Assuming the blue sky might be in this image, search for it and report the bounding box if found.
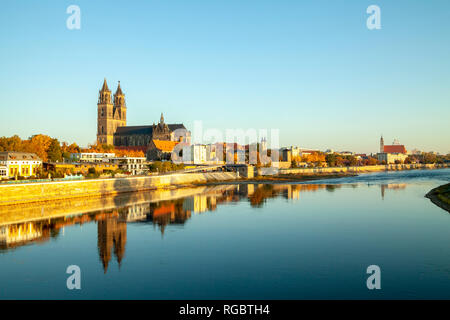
[0,0,449,154]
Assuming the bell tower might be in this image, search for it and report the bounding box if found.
[97,79,128,145]
[113,81,127,127]
[380,135,384,153]
[97,79,114,145]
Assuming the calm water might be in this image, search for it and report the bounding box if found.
[0,169,449,299]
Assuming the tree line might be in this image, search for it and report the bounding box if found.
[0,135,144,162]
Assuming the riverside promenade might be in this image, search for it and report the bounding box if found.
[0,172,237,206]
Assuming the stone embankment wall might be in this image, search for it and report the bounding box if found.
[0,185,237,226]
[0,172,237,206]
[279,163,449,175]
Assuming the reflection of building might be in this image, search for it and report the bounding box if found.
[183,195,208,213]
[0,223,45,249]
[380,184,407,199]
[0,152,42,179]
[284,185,300,200]
[97,214,127,273]
[126,204,151,222]
[1,183,335,271]
[151,200,192,235]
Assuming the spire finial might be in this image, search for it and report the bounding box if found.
[160,112,164,123]
[115,81,123,96]
[101,78,110,92]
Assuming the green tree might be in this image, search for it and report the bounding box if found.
[47,139,63,162]
[325,153,337,167]
[421,152,437,164]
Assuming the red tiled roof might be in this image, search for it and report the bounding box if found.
[153,204,175,217]
[115,146,147,152]
[152,140,178,152]
[384,145,407,154]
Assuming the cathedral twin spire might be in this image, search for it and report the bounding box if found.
[99,78,125,104]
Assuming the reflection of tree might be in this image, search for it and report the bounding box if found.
[50,228,60,238]
[249,185,275,207]
[326,185,337,192]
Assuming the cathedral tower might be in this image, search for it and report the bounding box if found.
[97,79,127,145]
[113,81,127,126]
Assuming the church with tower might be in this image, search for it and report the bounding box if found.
[377,135,408,164]
[96,79,191,152]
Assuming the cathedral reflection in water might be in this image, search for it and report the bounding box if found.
[0,183,352,273]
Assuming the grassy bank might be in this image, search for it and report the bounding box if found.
[426,183,450,213]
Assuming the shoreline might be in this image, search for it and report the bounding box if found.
[426,183,450,213]
[0,165,448,207]
[195,172,357,186]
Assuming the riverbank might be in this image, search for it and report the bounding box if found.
[278,163,449,175]
[0,165,448,207]
[197,172,357,185]
[0,172,238,206]
[426,183,450,213]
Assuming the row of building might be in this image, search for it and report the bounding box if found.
[93,80,418,166]
[0,151,150,179]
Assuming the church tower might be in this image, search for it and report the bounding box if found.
[113,81,127,127]
[97,79,127,145]
[380,135,384,153]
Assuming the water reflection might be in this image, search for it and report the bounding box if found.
[98,211,127,273]
[0,182,413,273]
[380,183,407,199]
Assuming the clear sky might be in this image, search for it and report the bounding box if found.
[0,0,449,154]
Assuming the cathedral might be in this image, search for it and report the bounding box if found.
[97,79,191,151]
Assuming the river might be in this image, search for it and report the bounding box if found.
[0,168,449,299]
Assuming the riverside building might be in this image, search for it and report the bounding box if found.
[0,152,42,179]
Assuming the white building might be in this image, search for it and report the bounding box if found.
[377,153,408,164]
[70,152,116,163]
[0,166,7,178]
[0,152,42,179]
[183,144,208,164]
[109,157,147,175]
